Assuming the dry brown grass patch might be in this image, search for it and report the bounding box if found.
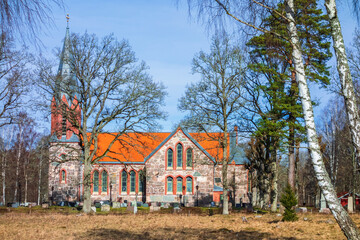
[0,212,358,239]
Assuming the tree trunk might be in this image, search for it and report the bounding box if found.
[288,136,295,189]
[222,131,229,215]
[83,155,92,213]
[288,71,297,190]
[270,160,278,212]
[325,0,360,170]
[1,154,5,205]
[24,173,28,203]
[286,0,360,238]
[13,127,23,203]
[38,153,43,205]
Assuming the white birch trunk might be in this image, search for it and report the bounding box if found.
[286,0,360,238]
[325,0,360,170]
[13,127,23,203]
[38,153,43,205]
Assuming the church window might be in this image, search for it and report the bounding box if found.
[121,170,127,193]
[186,177,193,194]
[102,171,108,193]
[138,170,144,193]
[130,171,136,193]
[177,144,183,168]
[186,148,193,168]
[93,171,99,193]
[167,149,173,168]
[60,169,66,183]
[167,176,173,194]
[176,177,183,194]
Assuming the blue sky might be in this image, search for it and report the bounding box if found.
[36,0,358,133]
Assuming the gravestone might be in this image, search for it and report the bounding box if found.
[127,205,134,212]
[101,204,110,212]
[150,205,160,212]
[348,196,354,213]
[112,202,121,208]
[41,203,49,209]
[91,206,96,213]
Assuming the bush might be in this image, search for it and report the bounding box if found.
[280,184,298,222]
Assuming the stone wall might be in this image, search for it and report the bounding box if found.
[48,142,81,203]
[48,129,249,207]
[145,130,215,206]
[86,164,145,203]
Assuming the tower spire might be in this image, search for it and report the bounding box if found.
[56,14,77,105]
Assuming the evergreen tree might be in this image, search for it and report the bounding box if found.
[280,184,298,222]
[245,0,331,211]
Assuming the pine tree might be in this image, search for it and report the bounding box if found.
[245,0,331,211]
[280,184,298,221]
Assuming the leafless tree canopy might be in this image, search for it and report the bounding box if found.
[0,33,31,127]
[0,0,63,43]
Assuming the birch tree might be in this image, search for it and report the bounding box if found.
[184,0,360,238]
[324,0,360,171]
[179,35,246,215]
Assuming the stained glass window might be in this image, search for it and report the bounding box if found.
[186,149,192,168]
[186,177,192,193]
[177,177,183,193]
[167,149,173,168]
[61,170,66,183]
[130,171,136,193]
[121,171,127,193]
[177,144,183,168]
[102,171,108,193]
[167,177,173,194]
[93,171,99,193]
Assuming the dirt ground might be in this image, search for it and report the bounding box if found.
[0,211,358,239]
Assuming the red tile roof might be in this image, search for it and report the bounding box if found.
[89,129,229,164]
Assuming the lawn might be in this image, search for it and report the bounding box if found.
[0,208,358,239]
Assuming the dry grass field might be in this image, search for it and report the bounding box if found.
[0,210,359,239]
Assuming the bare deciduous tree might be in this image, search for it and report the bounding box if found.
[0,33,30,127]
[179,35,246,215]
[38,30,166,213]
[0,0,63,43]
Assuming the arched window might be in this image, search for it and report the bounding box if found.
[167,176,173,194]
[167,149,173,168]
[60,169,66,183]
[102,171,108,193]
[130,171,136,193]
[121,171,127,193]
[93,171,99,193]
[138,170,144,193]
[176,177,183,193]
[186,148,193,168]
[177,144,183,168]
[186,177,193,194]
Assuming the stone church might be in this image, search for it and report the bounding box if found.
[48,25,249,207]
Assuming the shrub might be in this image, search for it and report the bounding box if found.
[280,184,298,221]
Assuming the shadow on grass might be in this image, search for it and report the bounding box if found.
[76,227,297,240]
